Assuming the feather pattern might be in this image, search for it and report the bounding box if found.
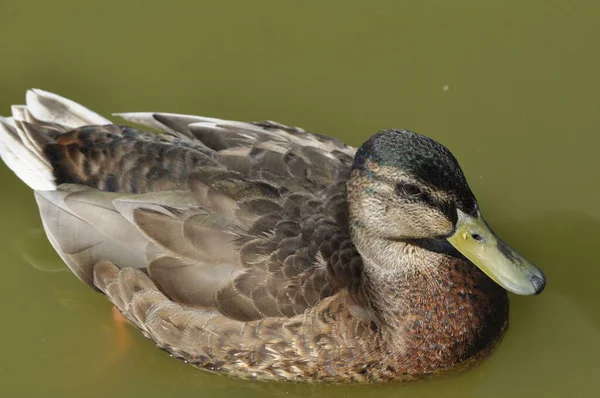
[37,100,358,321]
[10,90,363,323]
[0,90,512,382]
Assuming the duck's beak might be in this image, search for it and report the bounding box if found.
[446,209,546,295]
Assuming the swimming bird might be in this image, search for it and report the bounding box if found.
[0,89,545,382]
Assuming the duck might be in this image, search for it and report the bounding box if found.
[0,89,545,383]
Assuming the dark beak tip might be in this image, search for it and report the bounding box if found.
[531,275,546,295]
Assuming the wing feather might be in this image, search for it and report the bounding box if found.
[3,90,363,324]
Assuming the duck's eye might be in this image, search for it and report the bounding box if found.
[396,183,422,196]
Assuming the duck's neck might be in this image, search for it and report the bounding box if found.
[354,232,509,373]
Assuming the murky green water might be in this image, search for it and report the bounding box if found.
[1,0,599,396]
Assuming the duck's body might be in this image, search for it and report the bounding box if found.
[0,90,543,382]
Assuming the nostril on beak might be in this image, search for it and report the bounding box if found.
[530,275,546,295]
[470,233,483,242]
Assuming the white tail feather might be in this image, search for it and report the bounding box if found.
[0,117,55,190]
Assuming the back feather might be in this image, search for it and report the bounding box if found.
[0,89,362,325]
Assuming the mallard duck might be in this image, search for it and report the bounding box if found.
[0,90,545,383]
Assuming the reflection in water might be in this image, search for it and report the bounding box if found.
[15,228,68,273]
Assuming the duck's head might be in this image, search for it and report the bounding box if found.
[348,129,545,295]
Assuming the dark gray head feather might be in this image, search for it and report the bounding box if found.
[352,129,477,215]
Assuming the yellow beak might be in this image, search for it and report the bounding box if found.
[447,209,546,295]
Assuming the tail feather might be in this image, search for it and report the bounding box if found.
[0,117,55,190]
[14,120,58,156]
[0,89,111,191]
[1,115,15,128]
[25,89,111,128]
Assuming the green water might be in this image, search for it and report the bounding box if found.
[1,0,599,396]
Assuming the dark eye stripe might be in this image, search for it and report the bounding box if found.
[392,180,458,224]
[400,186,457,225]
